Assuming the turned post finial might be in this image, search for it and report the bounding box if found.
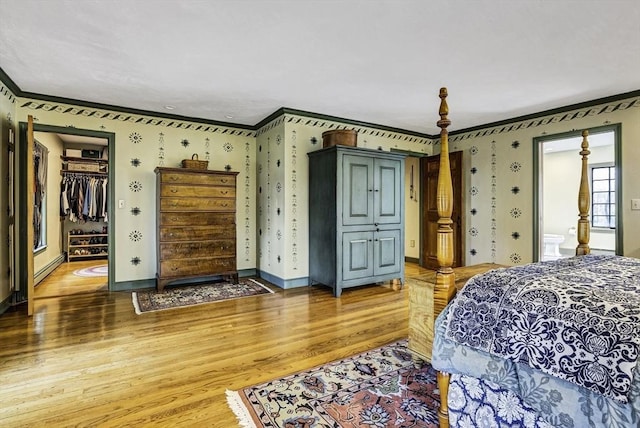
[438,87,451,130]
[576,130,591,256]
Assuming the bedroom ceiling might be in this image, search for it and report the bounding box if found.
[1,0,639,135]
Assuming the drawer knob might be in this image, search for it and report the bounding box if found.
[172,217,178,221]
[221,190,228,195]
[170,188,178,193]
[170,176,178,181]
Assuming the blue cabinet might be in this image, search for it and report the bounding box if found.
[308,146,405,297]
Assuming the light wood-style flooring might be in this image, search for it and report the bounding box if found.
[1,262,433,427]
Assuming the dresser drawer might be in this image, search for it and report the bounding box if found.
[159,212,235,227]
[160,240,236,259]
[160,172,236,187]
[159,226,234,241]
[160,184,236,198]
[160,198,236,211]
[160,257,237,277]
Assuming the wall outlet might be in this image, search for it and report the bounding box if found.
[410,239,415,248]
[118,199,125,209]
[632,199,640,210]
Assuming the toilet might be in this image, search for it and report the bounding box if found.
[543,234,565,261]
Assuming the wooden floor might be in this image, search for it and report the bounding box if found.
[1,262,434,427]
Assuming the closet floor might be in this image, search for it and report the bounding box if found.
[35,260,108,299]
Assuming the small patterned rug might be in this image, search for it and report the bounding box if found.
[131,279,273,314]
[73,264,108,277]
[226,339,440,427]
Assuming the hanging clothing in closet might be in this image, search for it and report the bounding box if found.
[60,174,108,222]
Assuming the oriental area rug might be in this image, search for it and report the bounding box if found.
[226,339,440,427]
[131,279,273,314]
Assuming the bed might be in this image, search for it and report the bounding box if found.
[423,88,640,427]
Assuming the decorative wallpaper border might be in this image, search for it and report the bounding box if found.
[255,110,432,146]
[282,113,432,145]
[19,100,256,137]
[255,116,285,136]
[450,97,640,142]
[1,84,16,104]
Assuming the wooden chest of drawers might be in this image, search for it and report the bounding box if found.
[155,167,239,291]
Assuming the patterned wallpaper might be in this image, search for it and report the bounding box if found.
[17,98,256,284]
[255,112,432,285]
[10,91,640,287]
[447,94,640,266]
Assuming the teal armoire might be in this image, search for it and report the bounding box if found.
[308,146,405,297]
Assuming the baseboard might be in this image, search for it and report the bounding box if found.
[113,278,155,292]
[34,254,66,285]
[257,271,309,289]
[405,257,419,264]
[0,294,11,316]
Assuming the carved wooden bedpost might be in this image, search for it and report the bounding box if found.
[434,87,456,315]
[576,130,591,256]
[435,87,454,428]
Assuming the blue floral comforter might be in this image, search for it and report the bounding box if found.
[431,255,640,427]
[443,255,640,403]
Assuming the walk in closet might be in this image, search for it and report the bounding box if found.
[60,142,109,262]
[32,131,110,297]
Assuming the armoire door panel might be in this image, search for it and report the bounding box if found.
[375,230,401,275]
[342,155,373,226]
[375,158,402,224]
[342,231,374,281]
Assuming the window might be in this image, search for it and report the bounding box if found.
[34,141,48,251]
[591,164,615,228]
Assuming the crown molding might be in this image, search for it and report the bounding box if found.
[2,66,638,140]
[450,89,640,136]
[0,66,21,95]
[256,107,432,139]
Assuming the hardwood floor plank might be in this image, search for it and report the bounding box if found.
[1,262,436,426]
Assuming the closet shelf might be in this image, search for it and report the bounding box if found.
[60,155,109,163]
[61,170,107,176]
[67,232,108,262]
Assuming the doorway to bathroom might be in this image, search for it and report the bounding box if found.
[533,125,622,262]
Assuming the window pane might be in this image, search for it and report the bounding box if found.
[593,192,609,204]
[592,168,610,180]
[593,216,608,227]
[590,164,615,230]
[593,180,609,192]
[593,204,609,215]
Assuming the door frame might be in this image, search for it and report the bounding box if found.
[18,122,116,302]
[532,123,622,261]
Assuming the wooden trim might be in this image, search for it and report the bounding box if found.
[0,65,21,94]
[256,107,431,138]
[4,66,637,140]
[26,116,34,316]
[448,89,640,136]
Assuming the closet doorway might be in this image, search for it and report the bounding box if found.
[18,122,115,303]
